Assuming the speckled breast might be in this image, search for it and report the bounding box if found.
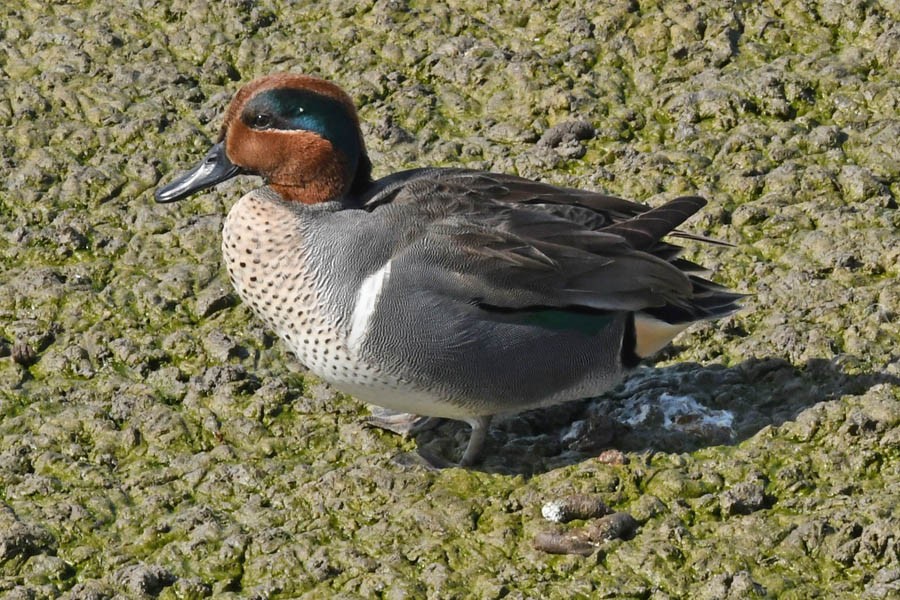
[220,192,415,401]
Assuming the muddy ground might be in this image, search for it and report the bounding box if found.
[1,0,898,598]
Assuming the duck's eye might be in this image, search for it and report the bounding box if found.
[250,113,272,129]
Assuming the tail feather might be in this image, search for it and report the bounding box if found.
[643,289,745,324]
[632,314,691,358]
[632,286,744,358]
[605,197,745,328]
[601,196,707,250]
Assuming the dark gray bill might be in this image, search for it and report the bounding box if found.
[155,142,243,203]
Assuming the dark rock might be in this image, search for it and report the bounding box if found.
[720,480,768,516]
[697,570,767,599]
[10,340,37,366]
[0,506,56,565]
[194,284,237,318]
[114,563,177,596]
[537,120,595,149]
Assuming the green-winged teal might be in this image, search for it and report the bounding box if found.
[156,73,743,465]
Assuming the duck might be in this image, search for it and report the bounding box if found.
[155,73,743,466]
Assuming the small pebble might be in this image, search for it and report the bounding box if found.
[596,449,629,465]
[532,529,595,556]
[577,512,638,543]
[541,494,611,523]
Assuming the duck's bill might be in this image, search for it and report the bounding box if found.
[155,142,243,203]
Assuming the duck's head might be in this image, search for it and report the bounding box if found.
[155,73,372,204]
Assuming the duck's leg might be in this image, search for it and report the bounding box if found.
[368,409,491,468]
[459,415,493,466]
[408,416,443,434]
[365,408,441,436]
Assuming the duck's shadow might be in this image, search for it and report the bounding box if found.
[408,356,898,477]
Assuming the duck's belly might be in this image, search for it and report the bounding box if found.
[311,372,475,420]
[277,330,426,406]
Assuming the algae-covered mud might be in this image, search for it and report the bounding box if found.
[1,0,898,597]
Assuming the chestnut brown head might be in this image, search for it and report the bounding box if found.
[156,73,372,204]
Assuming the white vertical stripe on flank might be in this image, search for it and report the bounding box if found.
[348,260,392,353]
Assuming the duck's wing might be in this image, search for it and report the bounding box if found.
[362,168,729,246]
[364,169,722,315]
[362,168,645,228]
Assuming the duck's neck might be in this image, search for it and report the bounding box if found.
[269,150,373,205]
[269,182,338,205]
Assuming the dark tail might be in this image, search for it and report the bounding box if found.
[604,196,746,326]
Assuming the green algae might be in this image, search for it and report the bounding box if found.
[0,0,898,598]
